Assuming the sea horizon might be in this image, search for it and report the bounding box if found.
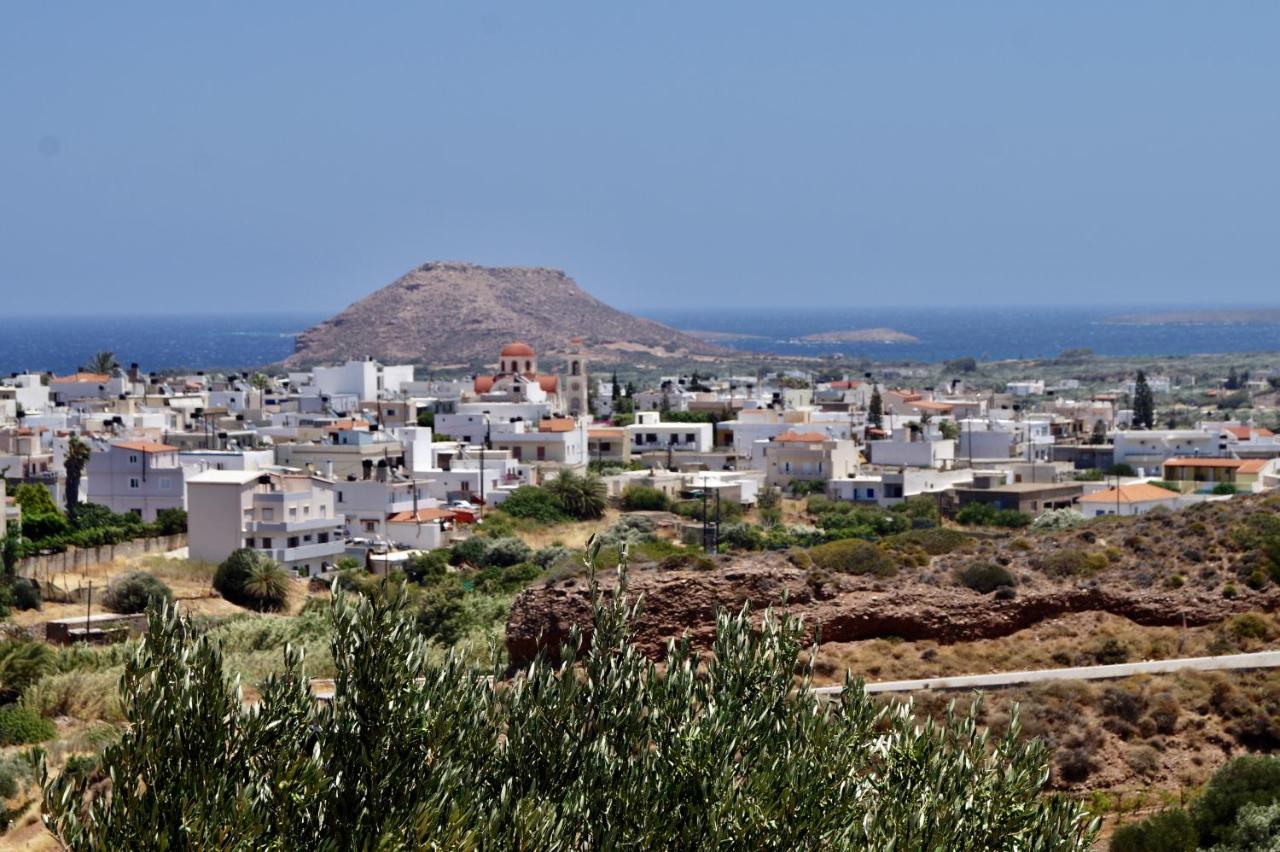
[5,305,1280,375]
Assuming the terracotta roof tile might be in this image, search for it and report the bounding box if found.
[1079,483,1180,504]
[113,440,178,454]
[386,507,455,523]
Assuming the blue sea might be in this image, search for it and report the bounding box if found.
[644,307,1280,364]
[4,307,1280,375]
[1,314,322,376]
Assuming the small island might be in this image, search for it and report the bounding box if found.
[800,327,920,344]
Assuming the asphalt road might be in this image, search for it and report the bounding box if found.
[812,650,1280,696]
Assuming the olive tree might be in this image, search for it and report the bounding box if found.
[44,549,1096,850]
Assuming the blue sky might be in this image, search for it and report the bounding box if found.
[3,3,1278,314]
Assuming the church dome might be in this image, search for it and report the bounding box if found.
[500,341,535,357]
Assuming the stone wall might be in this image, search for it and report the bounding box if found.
[16,534,187,582]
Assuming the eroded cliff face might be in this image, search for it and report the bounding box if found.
[285,261,725,368]
[507,535,1279,667]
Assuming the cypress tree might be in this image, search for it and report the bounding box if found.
[1133,371,1155,429]
[868,387,884,429]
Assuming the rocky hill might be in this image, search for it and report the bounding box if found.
[285,262,726,368]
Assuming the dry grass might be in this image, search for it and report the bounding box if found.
[814,610,1279,686]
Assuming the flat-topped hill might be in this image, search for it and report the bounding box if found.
[285,262,726,367]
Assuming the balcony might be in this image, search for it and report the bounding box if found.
[246,517,344,534]
[257,541,346,563]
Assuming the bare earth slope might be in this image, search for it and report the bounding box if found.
[285,261,726,367]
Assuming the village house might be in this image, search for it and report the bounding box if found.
[85,440,185,521]
[1111,430,1219,475]
[1161,457,1280,494]
[868,424,956,469]
[758,431,860,490]
[587,426,631,465]
[1078,482,1182,517]
[186,469,345,577]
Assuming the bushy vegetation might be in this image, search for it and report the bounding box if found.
[497,470,607,522]
[806,496,912,540]
[955,503,1033,528]
[9,499,184,557]
[957,561,1016,594]
[450,535,531,569]
[1111,756,1280,851]
[213,549,291,612]
[42,567,1098,850]
[0,704,56,745]
[102,571,174,614]
[1031,508,1085,531]
[619,484,670,512]
[808,539,898,577]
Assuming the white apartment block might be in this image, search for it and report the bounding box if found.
[186,469,345,577]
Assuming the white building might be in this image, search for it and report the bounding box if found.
[868,425,956,469]
[1111,430,1219,475]
[626,419,714,455]
[306,360,416,401]
[85,440,185,521]
[186,469,345,577]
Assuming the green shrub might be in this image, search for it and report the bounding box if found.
[808,539,897,577]
[890,495,941,525]
[1110,808,1196,852]
[1193,755,1280,846]
[884,527,970,556]
[153,508,188,535]
[717,522,766,551]
[620,485,670,512]
[103,572,174,614]
[214,549,291,612]
[0,704,57,745]
[957,561,1015,594]
[6,577,42,611]
[497,487,571,524]
[955,503,1032,528]
[452,536,531,569]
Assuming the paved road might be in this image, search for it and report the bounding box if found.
[812,650,1280,696]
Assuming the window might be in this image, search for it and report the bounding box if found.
[262,508,274,521]
[536,446,546,461]
[159,477,171,490]
[299,565,310,578]
[337,491,344,503]
[685,433,695,444]
[600,441,612,452]
[129,477,141,489]
[867,489,875,499]
[318,532,329,543]
[261,537,272,548]
[128,454,139,464]
[303,534,313,542]
[287,536,300,548]
[289,507,297,519]
[245,537,255,548]
[303,505,310,518]
[363,520,376,533]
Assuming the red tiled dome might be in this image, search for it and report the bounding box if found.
[500,341,535,357]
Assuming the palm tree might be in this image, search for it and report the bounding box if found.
[82,351,120,375]
[546,469,607,520]
[0,639,56,702]
[242,560,291,612]
[249,372,272,390]
[64,435,91,521]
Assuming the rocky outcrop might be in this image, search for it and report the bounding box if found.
[284,261,726,368]
[505,554,1280,667]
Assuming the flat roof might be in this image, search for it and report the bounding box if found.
[187,469,261,485]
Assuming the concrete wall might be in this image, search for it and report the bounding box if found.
[15,533,188,580]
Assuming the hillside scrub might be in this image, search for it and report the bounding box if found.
[807,539,898,577]
[42,566,1098,850]
[1110,755,1280,851]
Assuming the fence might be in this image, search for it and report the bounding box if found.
[15,533,188,583]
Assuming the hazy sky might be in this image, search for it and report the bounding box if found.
[3,3,1278,314]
